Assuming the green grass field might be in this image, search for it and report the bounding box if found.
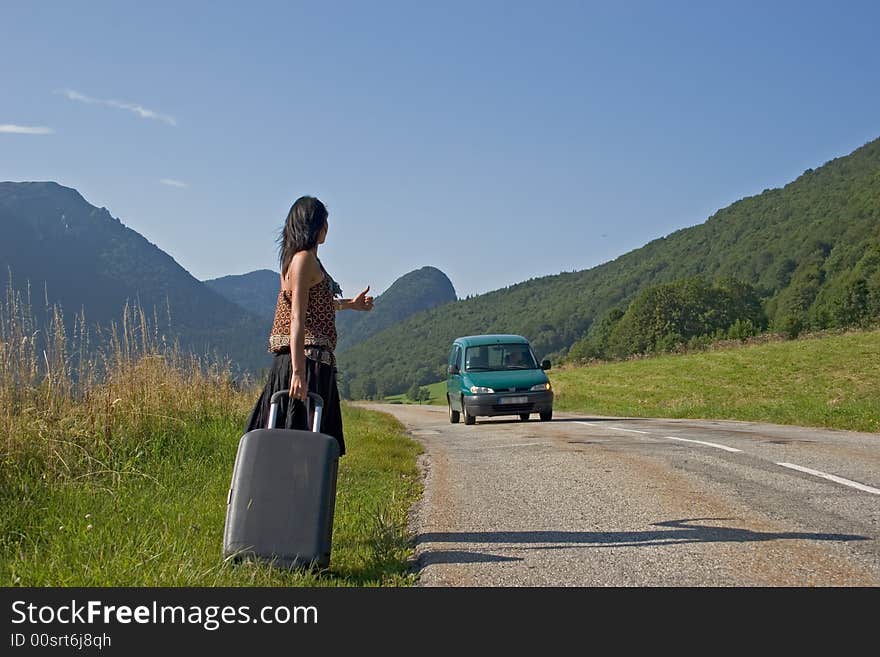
[550,329,880,433]
[385,380,446,405]
[1,403,422,586]
[416,330,880,433]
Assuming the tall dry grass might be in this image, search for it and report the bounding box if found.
[0,278,253,487]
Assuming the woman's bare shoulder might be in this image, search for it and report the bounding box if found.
[286,251,323,288]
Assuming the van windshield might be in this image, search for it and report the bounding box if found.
[464,344,538,371]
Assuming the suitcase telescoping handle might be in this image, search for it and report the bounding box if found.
[267,390,324,433]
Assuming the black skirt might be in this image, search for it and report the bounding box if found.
[244,348,345,456]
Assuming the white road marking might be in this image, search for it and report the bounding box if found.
[776,462,880,495]
[665,436,742,453]
[570,416,880,496]
[592,424,650,434]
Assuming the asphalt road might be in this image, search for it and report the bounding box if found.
[361,403,880,586]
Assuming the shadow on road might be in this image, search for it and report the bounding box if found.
[475,417,611,425]
[473,416,651,425]
[416,518,870,557]
[420,550,523,565]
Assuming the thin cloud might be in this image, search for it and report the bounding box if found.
[0,124,54,135]
[61,89,92,103]
[58,88,177,126]
[159,178,189,188]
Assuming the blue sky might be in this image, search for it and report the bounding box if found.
[2,1,879,299]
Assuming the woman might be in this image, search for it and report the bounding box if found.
[245,196,373,455]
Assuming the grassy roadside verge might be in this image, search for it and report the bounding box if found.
[550,329,880,433]
[1,289,423,586]
[1,402,422,586]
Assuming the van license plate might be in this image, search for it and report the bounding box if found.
[500,396,529,404]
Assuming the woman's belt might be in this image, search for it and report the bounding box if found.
[304,344,335,367]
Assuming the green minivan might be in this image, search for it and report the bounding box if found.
[446,334,553,425]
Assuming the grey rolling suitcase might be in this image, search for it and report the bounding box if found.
[223,391,340,570]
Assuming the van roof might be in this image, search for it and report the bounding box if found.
[453,334,530,347]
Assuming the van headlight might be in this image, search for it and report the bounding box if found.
[530,383,551,391]
[470,386,494,394]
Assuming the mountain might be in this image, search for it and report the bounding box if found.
[204,269,280,321]
[335,266,457,352]
[336,136,880,396]
[205,265,457,353]
[0,181,271,373]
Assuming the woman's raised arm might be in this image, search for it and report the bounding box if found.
[335,286,374,312]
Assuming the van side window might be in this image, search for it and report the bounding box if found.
[449,345,462,370]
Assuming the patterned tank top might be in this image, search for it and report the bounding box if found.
[268,261,337,366]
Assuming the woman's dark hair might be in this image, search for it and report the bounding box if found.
[279,196,328,276]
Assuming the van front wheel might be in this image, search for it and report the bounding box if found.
[448,395,460,424]
[540,410,553,422]
[462,397,476,425]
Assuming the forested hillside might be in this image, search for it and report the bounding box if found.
[335,266,456,353]
[337,137,880,397]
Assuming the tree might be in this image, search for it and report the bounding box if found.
[567,306,625,362]
[606,277,766,357]
[362,377,378,400]
[834,278,870,327]
[336,374,351,400]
